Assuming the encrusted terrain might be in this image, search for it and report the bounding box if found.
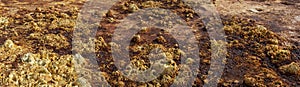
[0,0,299,87]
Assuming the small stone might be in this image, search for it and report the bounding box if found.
[118,81,125,87]
[96,37,108,48]
[156,36,166,43]
[244,77,256,86]
[249,9,259,13]
[203,79,209,84]
[132,35,141,42]
[129,4,139,12]
[4,40,15,48]
[21,53,36,65]
[108,17,115,23]
[222,82,230,86]
[202,59,210,64]
[279,62,300,75]
[295,16,300,22]
[141,27,148,32]
[233,80,239,84]
[248,8,263,13]
[185,58,195,64]
[107,10,117,17]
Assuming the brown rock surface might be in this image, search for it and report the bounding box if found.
[0,0,299,86]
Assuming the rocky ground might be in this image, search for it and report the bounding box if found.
[0,0,299,87]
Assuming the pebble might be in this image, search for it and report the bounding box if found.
[156,36,166,43]
[248,8,263,13]
[279,62,300,75]
[233,80,239,84]
[4,39,15,48]
[129,4,139,12]
[132,35,141,42]
[249,9,259,13]
[185,58,195,64]
[294,16,300,22]
[202,59,210,64]
[21,53,36,65]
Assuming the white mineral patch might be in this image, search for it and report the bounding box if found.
[295,16,300,22]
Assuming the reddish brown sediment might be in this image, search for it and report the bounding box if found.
[0,0,299,86]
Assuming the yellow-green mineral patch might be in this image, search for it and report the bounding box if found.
[0,40,78,86]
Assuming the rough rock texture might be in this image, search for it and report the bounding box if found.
[0,0,299,86]
[0,40,77,86]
